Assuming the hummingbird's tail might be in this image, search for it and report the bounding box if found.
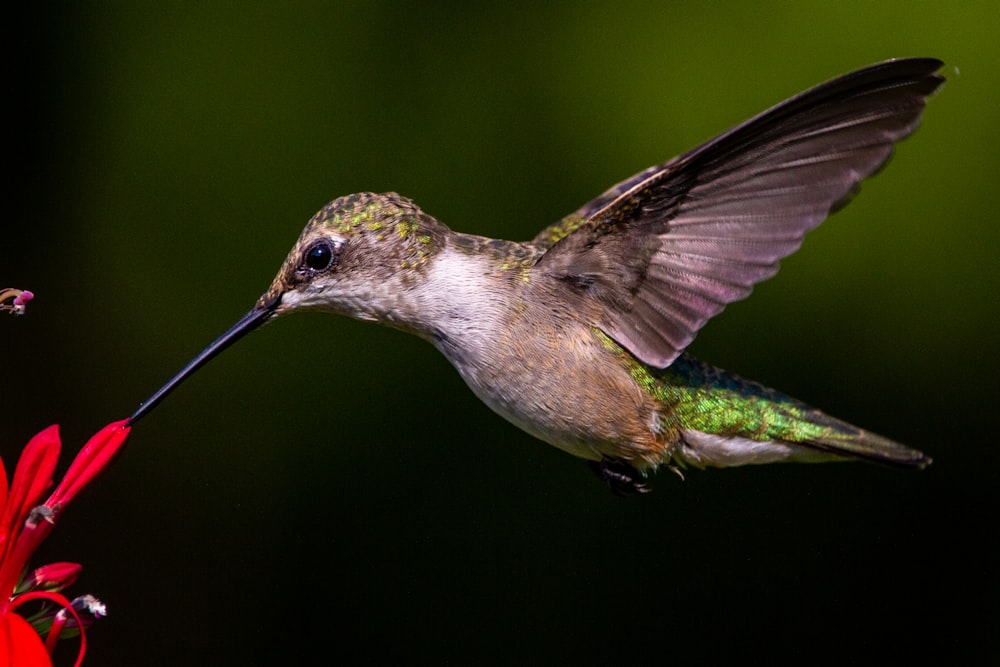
[672,409,931,471]
[662,354,932,470]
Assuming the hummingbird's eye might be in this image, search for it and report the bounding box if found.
[304,240,336,272]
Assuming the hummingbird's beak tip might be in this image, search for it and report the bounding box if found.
[126,405,146,427]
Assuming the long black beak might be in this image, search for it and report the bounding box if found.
[128,294,281,426]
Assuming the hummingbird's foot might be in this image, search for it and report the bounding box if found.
[588,456,651,496]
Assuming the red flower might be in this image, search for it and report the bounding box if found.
[1,421,130,667]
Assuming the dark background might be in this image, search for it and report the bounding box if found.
[5,3,997,664]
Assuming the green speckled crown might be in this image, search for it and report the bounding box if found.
[308,192,435,237]
[300,192,450,272]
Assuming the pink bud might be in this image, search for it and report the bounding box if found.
[12,290,34,306]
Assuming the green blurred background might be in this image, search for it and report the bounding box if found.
[5,2,998,664]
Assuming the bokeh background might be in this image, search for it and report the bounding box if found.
[5,2,998,664]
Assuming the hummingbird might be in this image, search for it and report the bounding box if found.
[129,58,942,494]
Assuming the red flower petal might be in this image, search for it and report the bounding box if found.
[0,426,60,556]
[10,590,88,667]
[0,426,61,602]
[0,610,52,667]
[1,457,7,529]
[46,420,130,509]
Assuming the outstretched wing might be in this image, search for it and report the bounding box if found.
[533,58,944,368]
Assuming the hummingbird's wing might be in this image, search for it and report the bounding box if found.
[532,58,944,368]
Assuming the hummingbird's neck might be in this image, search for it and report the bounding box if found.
[378,233,532,360]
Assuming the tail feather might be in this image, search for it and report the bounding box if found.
[662,354,932,470]
[803,424,931,469]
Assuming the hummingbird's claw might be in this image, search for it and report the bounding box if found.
[588,456,651,496]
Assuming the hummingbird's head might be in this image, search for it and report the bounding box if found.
[262,192,449,322]
[129,192,449,425]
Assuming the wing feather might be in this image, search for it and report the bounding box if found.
[534,58,944,367]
